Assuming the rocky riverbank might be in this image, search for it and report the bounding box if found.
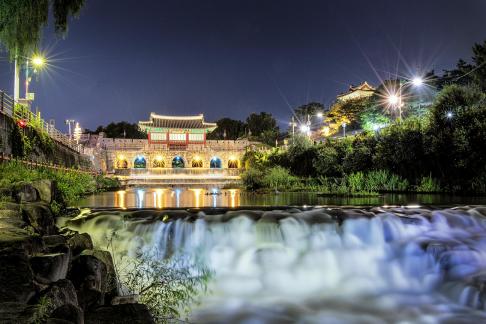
[0,180,154,324]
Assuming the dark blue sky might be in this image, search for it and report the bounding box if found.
[1,0,485,132]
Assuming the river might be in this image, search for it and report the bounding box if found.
[76,187,486,209]
[69,188,486,323]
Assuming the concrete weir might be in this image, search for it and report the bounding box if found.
[115,167,242,186]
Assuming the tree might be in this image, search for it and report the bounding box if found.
[325,97,371,133]
[95,122,147,139]
[0,0,85,61]
[293,102,325,126]
[206,118,246,140]
[425,84,486,191]
[246,112,279,146]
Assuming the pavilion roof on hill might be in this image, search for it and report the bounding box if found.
[139,113,217,131]
[336,81,376,99]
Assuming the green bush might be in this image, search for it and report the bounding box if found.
[0,161,115,205]
[263,166,297,191]
[241,168,265,190]
[416,175,441,193]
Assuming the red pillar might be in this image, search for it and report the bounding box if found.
[186,132,189,145]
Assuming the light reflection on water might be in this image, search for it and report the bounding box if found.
[76,187,486,208]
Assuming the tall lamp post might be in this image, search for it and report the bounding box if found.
[387,76,424,121]
[25,55,46,99]
[65,119,76,140]
[13,54,46,102]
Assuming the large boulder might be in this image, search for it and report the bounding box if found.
[69,249,116,310]
[32,179,58,204]
[40,279,79,310]
[0,248,36,303]
[49,304,84,324]
[30,252,71,284]
[67,233,94,256]
[21,202,56,235]
[13,182,39,203]
[85,303,154,324]
[0,302,39,323]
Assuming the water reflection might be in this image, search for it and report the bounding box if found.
[78,188,486,208]
[103,188,242,209]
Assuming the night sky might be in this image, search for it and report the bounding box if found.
[1,0,485,132]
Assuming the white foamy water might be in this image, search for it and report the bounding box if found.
[66,207,486,323]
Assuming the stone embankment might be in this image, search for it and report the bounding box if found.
[0,180,154,324]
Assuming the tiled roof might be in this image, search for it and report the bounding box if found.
[139,113,217,130]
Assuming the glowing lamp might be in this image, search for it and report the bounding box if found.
[31,55,46,68]
[316,112,323,118]
[446,112,453,119]
[412,77,424,87]
[388,94,399,106]
[300,125,310,133]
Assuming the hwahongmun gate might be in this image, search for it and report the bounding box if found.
[88,113,251,186]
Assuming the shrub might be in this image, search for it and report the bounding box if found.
[416,175,441,193]
[241,168,265,190]
[263,166,297,190]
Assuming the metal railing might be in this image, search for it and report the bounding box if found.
[0,90,82,152]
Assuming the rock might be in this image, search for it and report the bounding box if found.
[85,303,155,324]
[0,302,39,323]
[67,233,94,256]
[49,304,84,324]
[78,287,104,311]
[40,279,79,310]
[111,295,139,305]
[30,252,71,284]
[69,249,116,310]
[43,235,68,247]
[21,202,56,235]
[32,179,58,204]
[0,248,36,303]
[13,182,39,203]
[260,211,291,223]
[299,209,334,224]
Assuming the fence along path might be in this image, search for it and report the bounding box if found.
[0,90,81,152]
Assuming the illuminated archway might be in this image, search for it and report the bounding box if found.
[210,156,222,169]
[172,156,185,168]
[134,156,146,169]
[228,158,239,169]
[192,156,203,168]
[116,158,128,169]
[152,156,165,168]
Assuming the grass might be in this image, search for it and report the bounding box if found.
[0,161,120,207]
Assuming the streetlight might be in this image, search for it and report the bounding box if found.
[387,93,403,119]
[446,111,453,119]
[412,77,424,87]
[300,124,310,135]
[289,116,297,137]
[316,112,323,118]
[25,54,47,100]
[65,119,75,140]
[342,122,347,137]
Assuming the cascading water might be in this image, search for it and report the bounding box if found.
[65,206,486,323]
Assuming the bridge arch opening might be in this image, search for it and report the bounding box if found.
[116,158,128,169]
[134,156,147,169]
[172,156,185,168]
[228,158,239,169]
[210,156,222,169]
[152,156,165,168]
[192,156,203,168]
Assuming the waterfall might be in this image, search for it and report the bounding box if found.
[66,206,486,323]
